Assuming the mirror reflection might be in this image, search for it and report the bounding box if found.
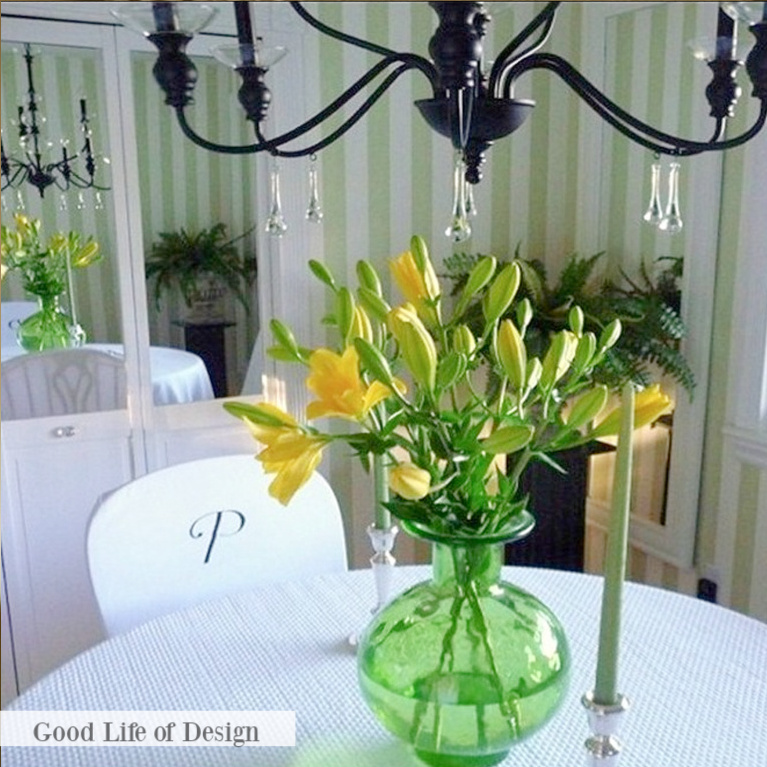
[1,41,126,420]
[131,49,260,402]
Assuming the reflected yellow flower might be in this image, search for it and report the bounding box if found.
[591,384,673,438]
[306,346,397,421]
[389,462,431,500]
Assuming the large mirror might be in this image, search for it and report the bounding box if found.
[1,38,127,420]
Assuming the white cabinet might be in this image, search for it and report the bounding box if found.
[1,413,135,690]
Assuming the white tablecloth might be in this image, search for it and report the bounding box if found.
[1,343,214,406]
[4,567,767,766]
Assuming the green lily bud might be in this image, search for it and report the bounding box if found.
[566,385,609,430]
[356,259,382,295]
[455,255,497,315]
[516,298,533,335]
[599,319,622,351]
[525,357,543,391]
[573,332,597,372]
[389,306,437,392]
[540,330,578,390]
[353,337,397,389]
[309,259,337,290]
[436,351,467,389]
[271,319,300,358]
[357,287,391,323]
[569,306,584,336]
[336,287,356,343]
[223,400,295,428]
[497,319,527,390]
[410,235,430,272]
[483,262,521,324]
[452,324,477,356]
[482,424,534,455]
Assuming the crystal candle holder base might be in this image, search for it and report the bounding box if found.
[582,691,630,766]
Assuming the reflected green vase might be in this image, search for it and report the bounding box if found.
[16,294,84,352]
[358,515,570,767]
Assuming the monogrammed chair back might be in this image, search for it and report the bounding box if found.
[86,454,347,636]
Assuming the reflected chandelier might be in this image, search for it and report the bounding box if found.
[114,1,767,240]
[1,44,110,210]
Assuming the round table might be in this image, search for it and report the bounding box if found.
[4,567,766,766]
[0,343,214,406]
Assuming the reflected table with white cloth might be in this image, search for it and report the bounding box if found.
[3,567,766,766]
[1,343,214,406]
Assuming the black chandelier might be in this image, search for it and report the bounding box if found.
[1,44,110,208]
[114,1,767,239]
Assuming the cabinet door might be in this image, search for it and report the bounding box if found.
[1,415,134,690]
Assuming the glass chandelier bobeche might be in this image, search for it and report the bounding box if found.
[113,1,767,241]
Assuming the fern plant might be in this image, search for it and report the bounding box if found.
[444,250,695,397]
[145,223,257,313]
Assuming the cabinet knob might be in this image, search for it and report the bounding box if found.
[51,426,77,438]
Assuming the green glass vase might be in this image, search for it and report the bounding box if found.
[358,514,570,767]
[16,294,83,352]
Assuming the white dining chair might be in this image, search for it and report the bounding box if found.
[1,300,38,346]
[87,453,348,637]
[0,348,127,421]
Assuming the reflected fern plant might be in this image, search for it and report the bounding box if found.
[225,236,671,539]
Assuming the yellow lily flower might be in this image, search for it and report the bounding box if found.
[591,384,673,438]
[306,346,396,421]
[258,431,327,505]
[389,462,431,500]
[389,249,440,326]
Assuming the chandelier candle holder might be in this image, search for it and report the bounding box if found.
[112,1,767,238]
[1,44,110,207]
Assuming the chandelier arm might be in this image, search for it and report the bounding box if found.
[506,52,766,154]
[256,64,412,158]
[289,0,438,86]
[488,2,561,96]
[173,56,427,155]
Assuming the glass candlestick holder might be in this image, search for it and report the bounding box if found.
[582,691,631,767]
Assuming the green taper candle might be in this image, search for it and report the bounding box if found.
[594,381,635,705]
[373,454,392,529]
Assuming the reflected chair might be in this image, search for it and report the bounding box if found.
[1,301,38,346]
[86,454,348,636]
[0,348,127,421]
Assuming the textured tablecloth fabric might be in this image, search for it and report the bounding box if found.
[0,343,214,405]
[5,567,767,766]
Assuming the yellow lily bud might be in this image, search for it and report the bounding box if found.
[483,262,521,324]
[72,240,100,268]
[389,462,431,500]
[482,424,534,455]
[565,385,609,430]
[389,306,437,392]
[351,305,373,344]
[389,247,440,326]
[591,384,673,438]
[540,331,578,390]
[14,213,31,237]
[452,324,477,356]
[497,319,527,390]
